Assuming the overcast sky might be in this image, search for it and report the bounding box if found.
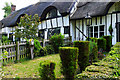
[0,0,39,20]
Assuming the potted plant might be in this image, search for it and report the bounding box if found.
[108,24,113,36]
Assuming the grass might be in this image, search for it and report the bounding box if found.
[3,54,62,78]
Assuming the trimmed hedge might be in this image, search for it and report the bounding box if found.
[87,37,98,43]
[97,38,106,51]
[59,47,78,80]
[38,61,56,80]
[89,41,98,62]
[103,36,112,52]
[73,41,90,72]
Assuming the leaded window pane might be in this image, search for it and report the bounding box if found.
[47,28,60,39]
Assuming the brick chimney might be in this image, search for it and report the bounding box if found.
[11,5,16,12]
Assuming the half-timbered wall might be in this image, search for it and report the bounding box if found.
[38,15,70,40]
[0,27,15,41]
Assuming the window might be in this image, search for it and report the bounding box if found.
[2,33,7,37]
[89,25,105,38]
[64,26,70,34]
[100,16,102,24]
[46,9,57,19]
[94,26,98,38]
[9,33,13,41]
[99,25,104,37]
[89,26,93,37]
[38,29,45,39]
[95,17,97,25]
[47,28,60,39]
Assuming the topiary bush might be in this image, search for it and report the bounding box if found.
[89,41,98,63]
[97,38,106,51]
[49,33,64,53]
[38,61,56,80]
[59,47,78,80]
[103,36,112,52]
[45,45,55,54]
[73,41,90,73]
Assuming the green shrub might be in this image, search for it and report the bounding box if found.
[97,38,106,51]
[2,35,11,44]
[76,42,120,79]
[0,40,1,44]
[103,36,112,52]
[89,41,98,62]
[49,33,64,53]
[110,42,120,55]
[38,61,56,80]
[40,47,47,56]
[45,45,55,54]
[34,39,42,56]
[73,41,90,72]
[59,47,78,80]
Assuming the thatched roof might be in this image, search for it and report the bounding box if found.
[1,1,74,27]
[1,5,32,27]
[71,2,114,19]
[0,21,2,29]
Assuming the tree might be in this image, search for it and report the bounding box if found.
[13,14,40,41]
[2,2,12,18]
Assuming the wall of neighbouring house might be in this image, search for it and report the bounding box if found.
[70,2,120,45]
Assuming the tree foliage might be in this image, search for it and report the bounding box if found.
[13,14,40,40]
[2,2,12,18]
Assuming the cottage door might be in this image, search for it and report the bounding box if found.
[116,22,120,42]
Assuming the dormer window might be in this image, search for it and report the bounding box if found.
[46,8,61,19]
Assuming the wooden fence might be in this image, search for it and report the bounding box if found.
[0,42,29,62]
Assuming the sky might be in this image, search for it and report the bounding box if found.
[0,0,39,20]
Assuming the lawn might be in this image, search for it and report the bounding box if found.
[3,54,62,78]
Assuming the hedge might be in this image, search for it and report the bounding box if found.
[103,36,112,52]
[59,47,78,80]
[89,41,98,63]
[87,37,98,43]
[73,41,90,72]
[97,38,106,51]
[38,61,56,80]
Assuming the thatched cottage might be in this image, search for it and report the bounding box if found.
[0,0,120,45]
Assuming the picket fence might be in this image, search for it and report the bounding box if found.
[0,42,29,62]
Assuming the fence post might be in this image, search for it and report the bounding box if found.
[16,41,20,61]
[30,46,34,59]
[43,39,45,47]
[30,39,34,59]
